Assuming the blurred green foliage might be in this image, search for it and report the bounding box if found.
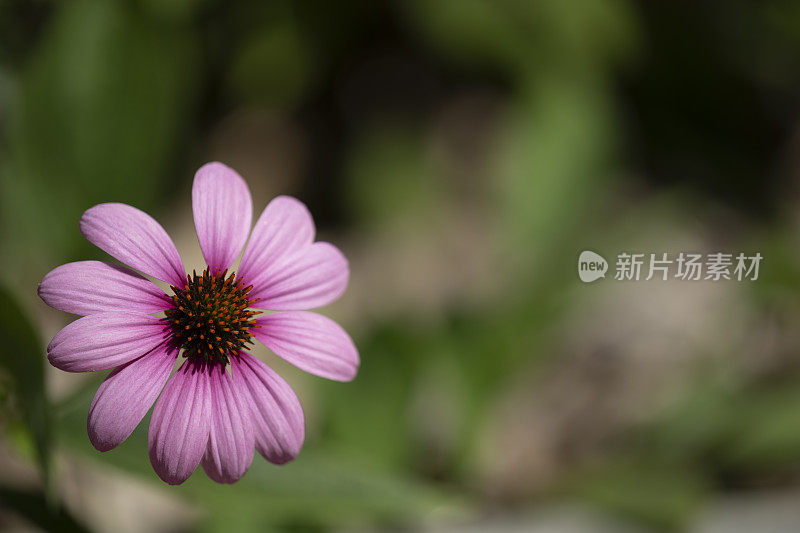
[3,0,800,532]
[0,285,51,486]
[0,487,87,532]
[1,0,199,274]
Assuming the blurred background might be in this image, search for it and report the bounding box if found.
[3,0,800,531]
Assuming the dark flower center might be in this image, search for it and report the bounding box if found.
[165,268,260,364]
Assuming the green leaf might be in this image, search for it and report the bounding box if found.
[0,285,51,484]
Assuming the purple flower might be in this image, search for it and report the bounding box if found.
[39,162,359,484]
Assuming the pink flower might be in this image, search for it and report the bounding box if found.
[39,162,359,484]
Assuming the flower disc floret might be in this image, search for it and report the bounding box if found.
[165,268,260,364]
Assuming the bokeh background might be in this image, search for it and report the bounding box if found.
[3,0,800,531]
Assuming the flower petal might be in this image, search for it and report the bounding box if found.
[80,203,185,286]
[231,352,304,464]
[87,343,178,452]
[192,162,253,274]
[238,196,315,286]
[248,242,349,311]
[200,362,254,483]
[47,313,169,373]
[38,261,172,316]
[148,359,212,485]
[253,312,359,381]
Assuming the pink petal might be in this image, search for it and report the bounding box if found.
[38,261,172,316]
[231,352,305,464]
[80,203,185,286]
[87,343,178,452]
[192,162,253,274]
[200,362,254,483]
[253,312,359,382]
[148,359,212,485]
[248,242,349,311]
[47,313,169,373]
[238,196,315,287]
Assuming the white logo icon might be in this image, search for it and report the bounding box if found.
[578,251,608,283]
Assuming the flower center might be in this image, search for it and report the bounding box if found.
[165,268,260,364]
